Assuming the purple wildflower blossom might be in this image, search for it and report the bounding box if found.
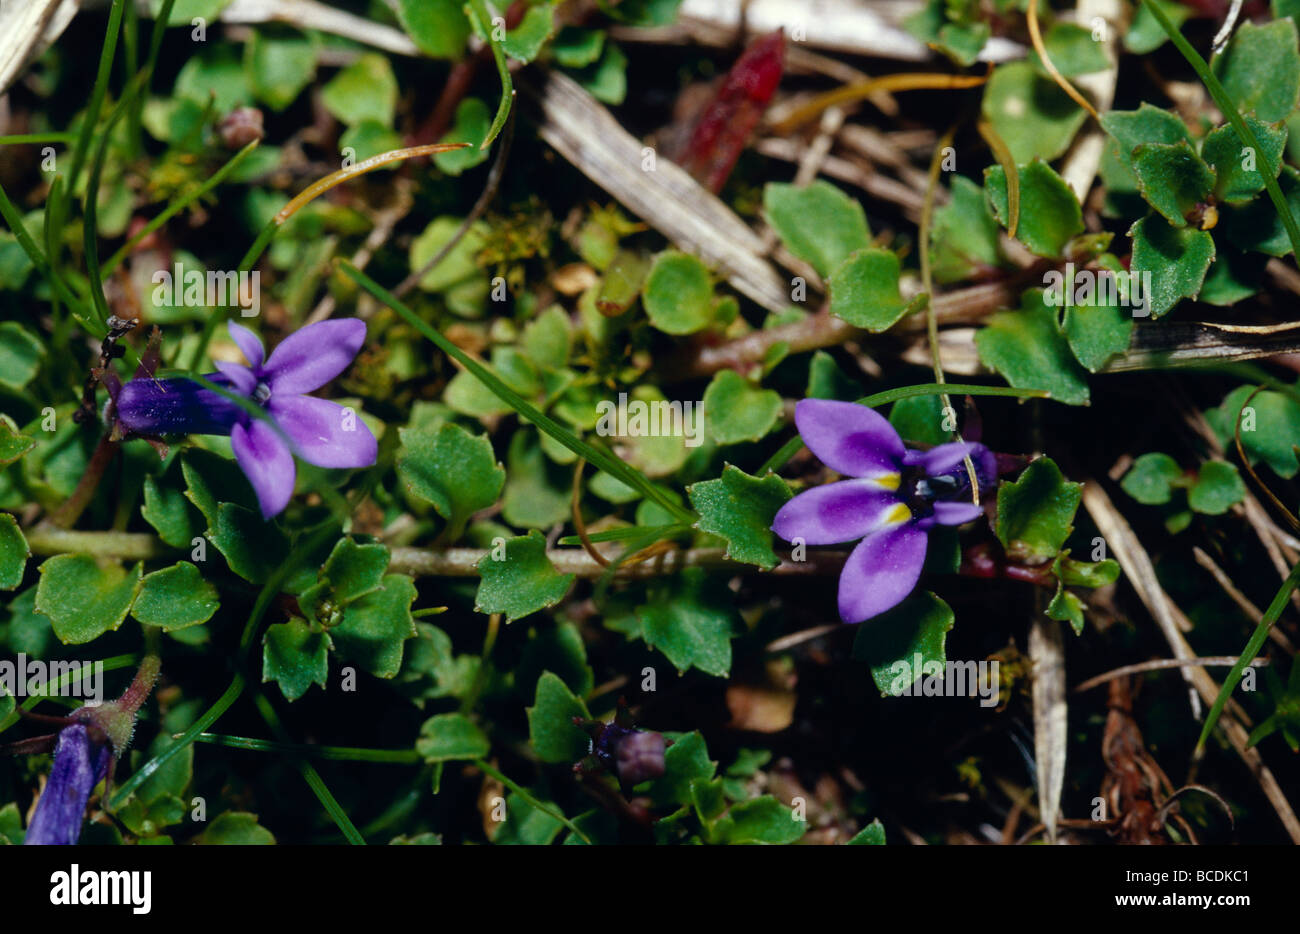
[24,723,111,846]
[115,319,378,519]
[771,399,995,624]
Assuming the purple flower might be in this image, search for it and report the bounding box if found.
[771,399,995,624]
[115,319,378,518]
[7,655,159,845]
[24,724,111,846]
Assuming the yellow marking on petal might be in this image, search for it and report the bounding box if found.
[885,503,912,525]
[871,473,901,491]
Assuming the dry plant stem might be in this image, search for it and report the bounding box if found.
[570,459,610,568]
[1029,611,1067,844]
[1074,656,1271,694]
[521,69,790,312]
[1193,546,1298,653]
[1026,0,1099,122]
[25,525,172,560]
[1082,484,1300,842]
[389,546,848,578]
[1083,483,1202,718]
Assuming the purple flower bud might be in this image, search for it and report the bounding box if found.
[218,107,264,149]
[615,730,667,787]
[24,724,111,846]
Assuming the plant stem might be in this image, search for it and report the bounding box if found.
[474,759,592,845]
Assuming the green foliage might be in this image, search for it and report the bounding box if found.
[852,591,956,696]
[995,457,1081,564]
[475,531,574,622]
[981,61,1086,164]
[975,290,1090,405]
[984,161,1083,258]
[688,466,790,570]
[35,555,139,644]
[763,181,870,277]
[828,248,924,331]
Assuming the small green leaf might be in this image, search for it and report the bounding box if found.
[196,812,275,845]
[520,305,572,371]
[1206,385,1300,477]
[552,26,604,67]
[985,161,1083,258]
[853,591,955,696]
[398,422,504,531]
[635,567,737,677]
[1128,214,1215,317]
[0,323,44,390]
[395,0,471,59]
[828,248,923,331]
[1188,461,1246,515]
[647,731,716,807]
[35,555,139,644]
[142,474,199,549]
[687,465,791,570]
[1202,117,1287,204]
[1131,141,1215,227]
[763,181,870,278]
[1121,452,1184,505]
[434,98,492,176]
[643,250,714,335]
[475,531,574,622]
[1101,104,1194,171]
[330,574,418,678]
[1061,276,1134,372]
[930,175,1005,285]
[1221,164,1300,257]
[0,416,35,466]
[526,671,590,764]
[320,53,397,127]
[702,370,783,444]
[245,32,315,112]
[714,796,806,844]
[1047,582,1087,635]
[132,562,218,631]
[1125,0,1191,54]
[0,513,29,590]
[262,618,329,701]
[995,457,1081,564]
[806,350,862,401]
[975,289,1090,405]
[416,712,491,762]
[318,537,390,606]
[209,502,290,584]
[981,61,1086,164]
[1211,19,1300,123]
[847,819,887,845]
[1032,22,1110,77]
[889,394,948,446]
[1053,553,1121,589]
[502,4,554,62]
[501,431,570,529]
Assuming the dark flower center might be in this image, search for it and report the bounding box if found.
[253,380,272,405]
[901,465,968,519]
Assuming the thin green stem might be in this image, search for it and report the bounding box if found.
[474,759,592,845]
[68,0,127,188]
[195,733,421,763]
[1141,0,1300,258]
[251,690,367,845]
[466,0,514,148]
[758,383,1048,475]
[1197,558,1300,751]
[0,133,75,145]
[340,260,696,524]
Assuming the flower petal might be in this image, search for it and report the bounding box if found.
[24,724,111,846]
[231,418,296,518]
[772,479,906,545]
[115,376,244,437]
[837,523,928,624]
[214,360,258,396]
[931,501,984,526]
[794,398,905,479]
[909,441,997,487]
[263,318,366,394]
[269,394,378,469]
[227,321,265,369]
